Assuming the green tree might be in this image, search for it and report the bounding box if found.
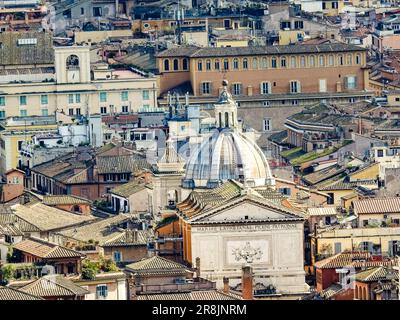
[0,265,15,285]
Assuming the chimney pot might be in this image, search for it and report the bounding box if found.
[241,265,253,300]
[195,257,201,278]
[223,277,230,294]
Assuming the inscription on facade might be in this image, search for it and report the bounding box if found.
[194,224,299,232]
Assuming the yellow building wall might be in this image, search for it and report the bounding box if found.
[0,78,158,118]
[350,163,379,180]
[0,123,58,173]
[279,30,306,45]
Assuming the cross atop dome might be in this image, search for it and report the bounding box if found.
[217,79,236,105]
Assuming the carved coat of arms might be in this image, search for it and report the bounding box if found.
[232,241,263,264]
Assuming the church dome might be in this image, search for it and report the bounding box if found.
[183,130,274,188]
[182,80,274,189]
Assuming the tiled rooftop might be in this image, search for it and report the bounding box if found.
[13,238,84,259]
[156,43,366,58]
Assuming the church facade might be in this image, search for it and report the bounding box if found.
[177,181,308,295]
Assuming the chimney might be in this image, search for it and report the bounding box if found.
[241,265,253,300]
[195,257,201,278]
[128,274,137,300]
[223,277,230,294]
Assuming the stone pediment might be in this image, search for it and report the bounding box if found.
[189,195,304,224]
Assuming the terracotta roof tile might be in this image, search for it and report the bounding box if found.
[0,286,43,300]
[20,276,89,297]
[353,197,400,214]
[13,238,84,259]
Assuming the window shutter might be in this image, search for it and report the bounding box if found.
[354,76,358,89]
[297,81,301,93]
[209,82,213,95]
[200,83,204,95]
[260,82,263,94]
[344,77,348,89]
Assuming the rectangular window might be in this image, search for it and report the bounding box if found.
[68,108,74,116]
[100,106,107,114]
[121,91,128,101]
[290,81,301,93]
[41,109,48,116]
[96,285,108,299]
[75,94,81,103]
[271,59,277,68]
[93,7,102,17]
[261,82,270,95]
[113,251,122,262]
[345,76,357,89]
[201,82,211,95]
[80,7,84,15]
[99,92,107,102]
[332,1,338,9]
[142,104,150,111]
[319,79,327,93]
[76,108,81,115]
[20,109,27,117]
[142,90,150,100]
[122,105,129,113]
[20,96,27,105]
[40,95,48,105]
[232,83,242,96]
[68,94,74,104]
[327,193,334,205]
[0,111,5,119]
[0,96,4,106]
[263,118,271,132]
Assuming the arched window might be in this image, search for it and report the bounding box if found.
[252,57,258,69]
[309,55,315,67]
[197,60,203,71]
[328,54,334,66]
[290,56,296,68]
[173,59,179,71]
[182,58,188,70]
[271,57,277,68]
[319,55,325,66]
[243,58,248,69]
[66,55,79,70]
[355,54,361,65]
[223,59,229,70]
[215,59,220,70]
[347,54,353,65]
[261,57,268,69]
[206,59,211,70]
[233,58,239,70]
[164,59,170,71]
[300,56,306,67]
[338,54,344,65]
[280,57,286,68]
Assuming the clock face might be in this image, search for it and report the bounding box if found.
[67,70,80,83]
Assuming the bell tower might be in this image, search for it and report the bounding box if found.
[54,46,91,84]
[214,80,238,130]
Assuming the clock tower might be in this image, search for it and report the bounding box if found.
[54,46,91,84]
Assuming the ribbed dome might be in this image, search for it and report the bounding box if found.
[183,129,274,188]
